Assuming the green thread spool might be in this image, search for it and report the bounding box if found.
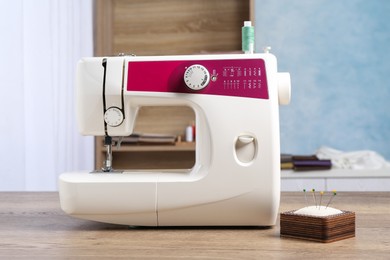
[242,21,254,54]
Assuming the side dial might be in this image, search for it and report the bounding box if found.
[184,64,210,91]
[104,107,124,127]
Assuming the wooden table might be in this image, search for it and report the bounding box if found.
[0,192,389,259]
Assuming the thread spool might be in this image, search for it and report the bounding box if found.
[242,21,254,54]
[185,123,193,142]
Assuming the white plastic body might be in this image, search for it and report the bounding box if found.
[59,53,291,226]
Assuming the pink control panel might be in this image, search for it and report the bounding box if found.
[127,59,269,99]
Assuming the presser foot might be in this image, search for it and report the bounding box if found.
[101,135,115,173]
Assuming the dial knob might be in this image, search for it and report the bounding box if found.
[104,107,124,127]
[184,64,210,91]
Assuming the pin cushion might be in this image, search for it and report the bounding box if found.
[280,206,355,243]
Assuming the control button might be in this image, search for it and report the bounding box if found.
[184,64,210,91]
[104,107,124,127]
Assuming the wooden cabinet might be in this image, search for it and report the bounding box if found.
[94,0,250,169]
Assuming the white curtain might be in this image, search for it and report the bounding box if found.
[0,0,94,191]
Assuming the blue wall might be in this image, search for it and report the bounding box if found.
[255,0,390,159]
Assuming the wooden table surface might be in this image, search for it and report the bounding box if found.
[0,192,389,259]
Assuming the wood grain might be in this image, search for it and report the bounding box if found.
[111,0,249,56]
[134,106,195,135]
[280,210,355,242]
[94,0,249,169]
[0,192,389,258]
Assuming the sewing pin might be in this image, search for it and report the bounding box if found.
[326,190,337,209]
[319,191,324,210]
[312,189,317,208]
[303,189,308,206]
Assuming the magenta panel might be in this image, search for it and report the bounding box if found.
[127,59,269,99]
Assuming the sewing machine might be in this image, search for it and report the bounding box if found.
[59,53,291,226]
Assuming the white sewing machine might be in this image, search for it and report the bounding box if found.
[59,53,291,226]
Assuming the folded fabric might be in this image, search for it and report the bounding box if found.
[280,154,332,171]
[316,146,390,170]
[293,159,332,171]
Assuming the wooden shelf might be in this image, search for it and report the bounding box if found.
[105,142,195,152]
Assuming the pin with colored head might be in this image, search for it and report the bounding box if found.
[319,191,324,209]
[312,189,317,208]
[326,190,337,209]
[303,189,308,206]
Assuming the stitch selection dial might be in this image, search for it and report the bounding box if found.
[184,64,210,91]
